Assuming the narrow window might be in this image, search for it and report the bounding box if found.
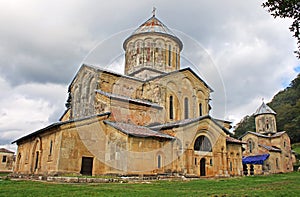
[2,155,7,163]
[175,50,178,69]
[49,140,53,155]
[230,161,233,171]
[169,96,174,120]
[34,151,39,170]
[168,45,171,66]
[184,98,189,119]
[199,103,203,116]
[194,158,197,166]
[157,155,161,168]
[248,140,254,153]
[210,159,213,166]
[276,158,279,169]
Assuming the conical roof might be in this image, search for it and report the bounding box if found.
[254,102,276,116]
[123,15,183,51]
[132,16,177,37]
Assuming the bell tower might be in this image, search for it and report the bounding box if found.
[123,11,183,80]
[254,101,277,134]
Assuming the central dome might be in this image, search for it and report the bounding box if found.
[123,15,183,79]
[123,16,183,51]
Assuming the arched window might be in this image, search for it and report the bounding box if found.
[169,96,173,120]
[157,155,161,168]
[248,139,254,153]
[194,136,212,152]
[184,98,189,119]
[199,103,203,116]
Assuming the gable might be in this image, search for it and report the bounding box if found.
[148,67,213,93]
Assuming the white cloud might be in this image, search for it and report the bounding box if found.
[0,76,67,145]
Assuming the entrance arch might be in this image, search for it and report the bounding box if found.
[31,137,42,174]
[200,158,206,176]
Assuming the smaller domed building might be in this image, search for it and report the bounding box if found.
[240,102,295,175]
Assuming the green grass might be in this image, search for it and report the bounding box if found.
[0,172,300,196]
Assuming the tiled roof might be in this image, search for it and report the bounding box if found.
[226,136,246,144]
[254,102,276,116]
[0,148,14,154]
[95,90,162,109]
[104,121,174,139]
[258,144,282,152]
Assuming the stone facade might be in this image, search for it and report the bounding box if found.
[0,148,15,172]
[13,14,244,177]
[241,102,295,175]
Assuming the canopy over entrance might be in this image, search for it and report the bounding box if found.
[242,154,270,165]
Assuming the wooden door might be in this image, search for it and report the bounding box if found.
[200,158,206,176]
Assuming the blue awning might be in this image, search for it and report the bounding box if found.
[242,154,270,165]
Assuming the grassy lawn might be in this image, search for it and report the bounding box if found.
[0,172,299,197]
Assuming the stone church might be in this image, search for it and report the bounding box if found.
[240,102,296,175]
[12,13,245,177]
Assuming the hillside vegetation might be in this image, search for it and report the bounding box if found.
[234,73,300,144]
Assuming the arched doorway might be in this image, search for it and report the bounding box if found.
[200,158,206,176]
[31,137,42,174]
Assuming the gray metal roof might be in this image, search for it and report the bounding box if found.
[95,90,162,109]
[104,120,174,139]
[239,131,286,139]
[258,144,281,152]
[254,102,276,116]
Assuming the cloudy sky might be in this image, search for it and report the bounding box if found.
[0,0,299,151]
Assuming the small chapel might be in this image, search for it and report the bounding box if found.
[240,102,296,175]
[12,13,245,177]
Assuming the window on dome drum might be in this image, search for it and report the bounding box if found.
[194,136,212,152]
[169,96,174,120]
[199,103,203,116]
[168,45,171,66]
[184,98,189,119]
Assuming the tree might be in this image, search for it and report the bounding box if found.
[262,0,300,58]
